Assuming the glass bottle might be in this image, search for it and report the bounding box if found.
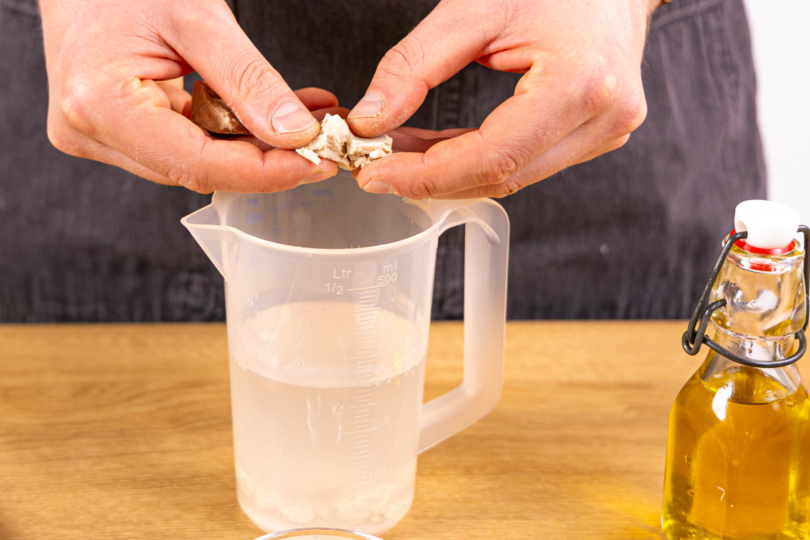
[663,231,810,539]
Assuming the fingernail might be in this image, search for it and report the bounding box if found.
[348,92,384,119]
[302,170,331,184]
[363,178,395,194]
[271,101,316,134]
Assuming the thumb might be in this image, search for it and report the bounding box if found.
[167,2,318,149]
[347,4,489,137]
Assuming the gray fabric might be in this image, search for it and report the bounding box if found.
[0,0,765,322]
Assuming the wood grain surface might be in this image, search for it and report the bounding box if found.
[2,322,804,540]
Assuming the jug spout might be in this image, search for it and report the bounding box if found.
[181,203,238,281]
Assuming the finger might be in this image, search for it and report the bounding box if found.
[156,81,192,114]
[394,126,477,139]
[571,134,631,165]
[58,128,175,185]
[294,88,339,111]
[226,107,350,152]
[386,126,477,153]
[89,146,174,186]
[347,3,490,137]
[388,130,451,153]
[163,76,185,89]
[165,3,319,149]
[87,79,336,193]
[435,127,632,200]
[355,65,601,197]
[48,119,175,184]
[223,135,274,152]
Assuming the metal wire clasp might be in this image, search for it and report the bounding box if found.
[682,226,810,368]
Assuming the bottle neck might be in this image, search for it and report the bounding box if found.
[711,239,806,337]
[712,326,797,363]
[700,238,806,401]
[700,331,802,401]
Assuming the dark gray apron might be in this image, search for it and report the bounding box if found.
[0,0,765,322]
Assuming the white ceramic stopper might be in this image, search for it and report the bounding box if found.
[734,200,800,249]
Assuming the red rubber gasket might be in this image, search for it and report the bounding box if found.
[731,229,795,255]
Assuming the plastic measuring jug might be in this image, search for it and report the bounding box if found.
[255,528,382,540]
[182,171,509,535]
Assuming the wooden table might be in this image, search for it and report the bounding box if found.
[3,322,803,540]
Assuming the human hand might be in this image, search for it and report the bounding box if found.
[41,0,338,193]
[347,0,660,198]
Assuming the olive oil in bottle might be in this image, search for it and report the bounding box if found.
[663,201,810,540]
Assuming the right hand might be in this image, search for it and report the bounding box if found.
[40,0,339,193]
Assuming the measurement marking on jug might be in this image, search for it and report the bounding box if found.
[346,330,383,337]
[347,278,394,486]
[348,284,387,291]
[325,283,344,295]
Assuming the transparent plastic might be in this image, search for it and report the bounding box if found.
[254,528,381,540]
[663,236,810,540]
[182,172,509,535]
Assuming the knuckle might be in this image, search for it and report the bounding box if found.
[612,133,632,150]
[580,67,620,116]
[57,83,94,132]
[379,36,426,79]
[480,148,520,186]
[407,176,440,199]
[491,177,524,198]
[172,169,213,194]
[47,121,86,158]
[229,54,283,108]
[168,137,212,193]
[608,94,648,137]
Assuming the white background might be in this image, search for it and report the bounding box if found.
[745,0,809,221]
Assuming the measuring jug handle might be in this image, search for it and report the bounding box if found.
[418,199,509,454]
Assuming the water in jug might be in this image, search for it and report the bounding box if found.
[182,172,509,535]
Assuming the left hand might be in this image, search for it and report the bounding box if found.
[347,0,659,198]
